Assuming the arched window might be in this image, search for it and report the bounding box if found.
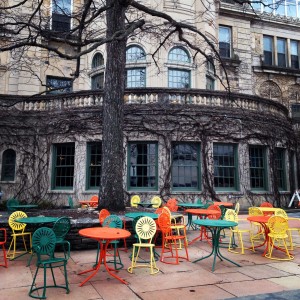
[92,53,104,69]
[91,53,104,90]
[1,149,16,181]
[126,45,146,62]
[168,47,191,88]
[126,45,146,87]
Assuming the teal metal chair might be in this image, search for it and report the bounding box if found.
[52,217,71,256]
[6,198,20,212]
[29,227,70,299]
[95,215,124,270]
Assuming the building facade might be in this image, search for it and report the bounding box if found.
[0,0,300,208]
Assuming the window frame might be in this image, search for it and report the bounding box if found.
[86,142,102,190]
[213,143,239,191]
[127,142,158,191]
[249,145,268,191]
[1,149,16,182]
[126,67,146,88]
[171,143,201,191]
[51,0,72,32]
[51,143,75,190]
[277,38,287,68]
[219,25,232,58]
[291,40,299,69]
[275,148,287,191]
[46,76,72,94]
[263,35,274,66]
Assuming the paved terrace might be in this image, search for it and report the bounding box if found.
[1,212,300,300]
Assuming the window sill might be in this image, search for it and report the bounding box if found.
[253,65,300,76]
[220,57,241,68]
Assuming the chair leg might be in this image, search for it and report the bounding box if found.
[1,244,8,267]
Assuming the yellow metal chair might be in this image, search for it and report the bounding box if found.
[274,208,300,250]
[6,211,32,260]
[224,209,255,254]
[248,207,264,240]
[127,216,159,275]
[151,196,162,208]
[130,195,140,207]
[265,215,293,260]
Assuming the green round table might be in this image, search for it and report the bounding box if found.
[125,212,158,219]
[192,219,240,271]
[16,216,59,224]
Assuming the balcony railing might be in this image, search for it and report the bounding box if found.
[0,88,289,118]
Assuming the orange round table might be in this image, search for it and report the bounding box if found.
[213,202,234,208]
[186,209,221,244]
[78,227,131,286]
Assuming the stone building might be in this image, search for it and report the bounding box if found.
[0,0,300,208]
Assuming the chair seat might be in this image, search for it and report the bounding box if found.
[269,233,288,239]
[132,242,155,248]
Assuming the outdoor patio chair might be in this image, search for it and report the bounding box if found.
[99,208,110,225]
[248,207,264,240]
[274,208,300,250]
[158,212,189,265]
[128,216,159,275]
[6,211,32,260]
[6,198,20,212]
[234,202,240,215]
[166,198,179,212]
[0,228,8,267]
[260,202,274,216]
[225,209,255,254]
[29,227,70,299]
[265,216,294,261]
[130,195,140,207]
[151,196,162,208]
[52,217,71,255]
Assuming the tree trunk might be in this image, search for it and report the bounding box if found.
[99,0,127,210]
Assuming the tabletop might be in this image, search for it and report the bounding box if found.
[177,203,205,208]
[193,219,237,228]
[79,227,131,240]
[10,204,38,209]
[125,212,159,219]
[247,215,271,223]
[185,208,220,215]
[213,202,234,207]
[16,216,60,224]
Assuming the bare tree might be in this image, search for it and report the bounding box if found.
[0,0,294,210]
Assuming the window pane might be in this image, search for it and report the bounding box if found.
[213,144,237,190]
[168,69,190,88]
[291,41,299,69]
[277,38,286,67]
[249,146,267,190]
[172,143,200,190]
[126,46,146,61]
[168,47,190,63]
[53,143,75,189]
[276,148,286,190]
[52,0,71,31]
[87,142,102,189]
[129,143,157,189]
[92,53,104,69]
[206,76,215,90]
[46,76,72,94]
[126,68,146,87]
[219,26,231,58]
[91,73,104,90]
[287,0,297,17]
[1,149,16,181]
[263,36,273,65]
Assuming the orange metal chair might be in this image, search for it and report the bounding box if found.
[260,202,273,208]
[158,212,189,264]
[0,228,8,267]
[99,209,110,225]
[166,198,179,212]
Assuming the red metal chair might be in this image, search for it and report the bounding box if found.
[0,228,8,267]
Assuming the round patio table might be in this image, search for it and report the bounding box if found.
[192,219,240,272]
[10,204,38,211]
[213,202,234,208]
[177,203,205,229]
[78,227,131,286]
[125,212,158,219]
[16,216,59,224]
[186,209,221,243]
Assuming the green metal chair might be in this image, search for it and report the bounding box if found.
[6,198,20,212]
[52,217,71,256]
[29,227,70,299]
[95,215,124,270]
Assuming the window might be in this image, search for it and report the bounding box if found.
[219,26,232,58]
[52,0,71,32]
[254,0,299,18]
[126,68,146,87]
[128,142,157,190]
[126,46,146,87]
[291,40,299,69]
[92,53,104,69]
[213,144,238,190]
[276,148,286,190]
[1,149,16,181]
[46,76,72,94]
[206,76,215,90]
[277,38,287,67]
[263,36,274,65]
[172,143,200,190]
[52,143,75,190]
[249,146,268,190]
[168,47,191,88]
[206,57,215,90]
[91,73,104,90]
[86,142,102,190]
